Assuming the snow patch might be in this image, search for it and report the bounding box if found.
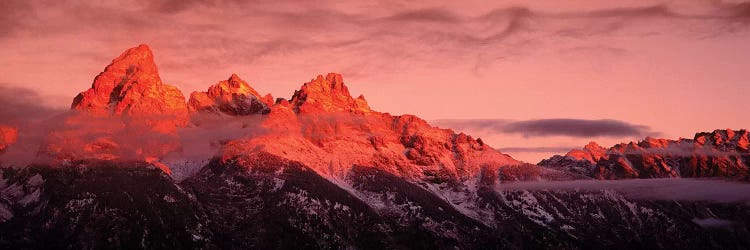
[65,193,96,213]
[26,174,44,187]
[0,203,13,222]
[18,189,40,207]
[271,177,285,192]
[163,195,176,203]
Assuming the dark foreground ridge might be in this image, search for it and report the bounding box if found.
[1,160,749,249]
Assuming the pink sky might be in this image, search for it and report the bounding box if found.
[1,0,750,162]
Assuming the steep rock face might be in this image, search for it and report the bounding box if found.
[188,74,271,115]
[0,126,18,153]
[290,73,371,114]
[695,128,750,151]
[220,73,519,182]
[71,44,188,125]
[565,141,607,164]
[539,129,750,180]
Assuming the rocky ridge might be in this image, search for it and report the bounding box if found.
[26,44,522,185]
[188,74,273,115]
[539,129,750,180]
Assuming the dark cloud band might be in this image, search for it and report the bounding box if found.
[0,85,65,126]
[433,118,656,138]
[497,146,575,153]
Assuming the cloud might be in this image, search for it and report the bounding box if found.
[713,1,750,20]
[0,85,66,126]
[4,0,748,90]
[383,8,462,23]
[504,119,655,137]
[568,5,676,18]
[498,146,576,153]
[0,0,35,38]
[692,218,735,230]
[0,85,268,169]
[0,86,66,166]
[433,118,656,138]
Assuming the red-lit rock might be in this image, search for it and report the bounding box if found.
[0,125,18,153]
[221,73,520,182]
[290,73,372,114]
[42,46,524,180]
[71,44,188,130]
[188,74,270,115]
[565,141,607,163]
[540,129,750,181]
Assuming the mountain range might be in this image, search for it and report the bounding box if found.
[0,45,749,249]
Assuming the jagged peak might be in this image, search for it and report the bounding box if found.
[563,141,608,163]
[638,136,673,148]
[694,128,749,150]
[71,44,186,119]
[300,73,350,97]
[212,74,261,98]
[117,44,153,60]
[583,141,604,151]
[102,44,158,77]
[187,74,269,115]
[290,73,371,113]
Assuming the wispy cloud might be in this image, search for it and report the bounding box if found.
[0,0,35,37]
[505,119,656,137]
[498,146,577,153]
[0,85,65,126]
[433,118,657,138]
[3,0,749,91]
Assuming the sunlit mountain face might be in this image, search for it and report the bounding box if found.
[2,1,750,249]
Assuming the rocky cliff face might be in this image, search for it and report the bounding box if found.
[290,73,371,114]
[540,129,750,180]
[71,44,188,125]
[188,74,272,115]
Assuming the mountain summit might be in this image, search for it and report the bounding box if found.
[188,74,273,115]
[290,73,371,114]
[71,44,188,125]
